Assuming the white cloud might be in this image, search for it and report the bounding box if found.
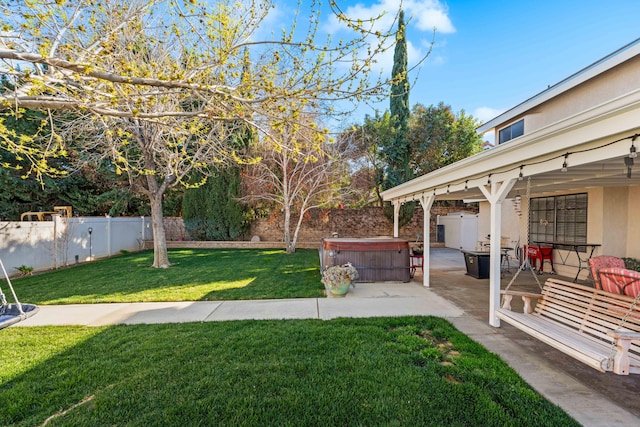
[322,0,454,76]
[473,106,504,123]
[325,0,454,36]
[403,0,455,33]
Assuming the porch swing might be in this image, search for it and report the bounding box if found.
[0,257,39,330]
[497,177,640,375]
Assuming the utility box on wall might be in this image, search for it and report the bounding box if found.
[437,213,479,251]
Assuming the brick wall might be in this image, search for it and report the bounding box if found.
[164,204,478,243]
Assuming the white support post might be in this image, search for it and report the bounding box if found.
[419,194,435,287]
[53,215,59,269]
[479,178,517,327]
[393,201,401,238]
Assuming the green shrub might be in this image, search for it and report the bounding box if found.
[182,167,250,241]
[623,257,640,272]
[15,265,34,276]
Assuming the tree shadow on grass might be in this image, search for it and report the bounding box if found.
[12,249,324,304]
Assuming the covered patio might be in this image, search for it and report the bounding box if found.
[381,38,640,328]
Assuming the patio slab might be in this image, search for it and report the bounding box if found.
[318,294,464,320]
[204,299,319,321]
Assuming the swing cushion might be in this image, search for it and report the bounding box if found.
[598,267,640,297]
[0,303,39,330]
[589,255,626,290]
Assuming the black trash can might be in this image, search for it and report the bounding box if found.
[436,224,445,243]
[461,251,490,279]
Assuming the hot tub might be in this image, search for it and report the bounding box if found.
[320,237,411,282]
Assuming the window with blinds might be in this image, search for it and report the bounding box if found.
[528,193,588,250]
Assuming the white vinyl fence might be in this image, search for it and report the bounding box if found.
[0,216,152,276]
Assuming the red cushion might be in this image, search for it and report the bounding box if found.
[588,256,625,290]
[598,267,640,296]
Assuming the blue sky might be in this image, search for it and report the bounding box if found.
[282,0,640,130]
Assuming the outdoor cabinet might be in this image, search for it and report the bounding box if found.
[462,250,490,279]
[320,238,411,282]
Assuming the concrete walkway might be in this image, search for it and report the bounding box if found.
[13,273,640,426]
[17,282,464,326]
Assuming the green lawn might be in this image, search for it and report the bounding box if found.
[0,316,578,426]
[12,248,325,304]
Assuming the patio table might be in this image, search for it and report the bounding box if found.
[536,241,601,282]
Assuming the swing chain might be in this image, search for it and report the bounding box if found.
[504,177,542,294]
[605,290,640,371]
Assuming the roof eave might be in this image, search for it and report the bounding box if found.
[477,38,640,134]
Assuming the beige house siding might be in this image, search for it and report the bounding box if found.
[600,187,629,257]
[627,186,640,257]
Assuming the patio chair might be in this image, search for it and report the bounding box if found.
[525,244,554,274]
[588,255,625,290]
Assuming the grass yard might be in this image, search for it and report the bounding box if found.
[0,316,578,426]
[11,248,324,304]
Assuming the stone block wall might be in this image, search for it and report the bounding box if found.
[164,204,478,243]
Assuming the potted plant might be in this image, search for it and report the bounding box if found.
[411,235,424,255]
[321,263,359,296]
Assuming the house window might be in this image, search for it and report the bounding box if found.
[498,119,524,144]
[528,193,588,249]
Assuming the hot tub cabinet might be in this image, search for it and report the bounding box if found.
[320,238,411,283]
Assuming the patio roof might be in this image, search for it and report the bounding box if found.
[381,39,640,328]
[381,88,640,204]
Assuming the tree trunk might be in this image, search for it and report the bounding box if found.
[149,193,171,268]
[283,205,295,254]
[290,208,307,254]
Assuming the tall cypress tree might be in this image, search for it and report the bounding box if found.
[389,9,410,184]
[384,9,414,224]
[182,126,253,241]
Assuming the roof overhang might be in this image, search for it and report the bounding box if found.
[478,38,640,134]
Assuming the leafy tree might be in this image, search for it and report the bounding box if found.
[408,103,484,175]
[241,113,347,253]
[0,1,400,267]
[339,112,392,207]
[0,74,162,218]
[182,124,254,241]
[182,166,249,240]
